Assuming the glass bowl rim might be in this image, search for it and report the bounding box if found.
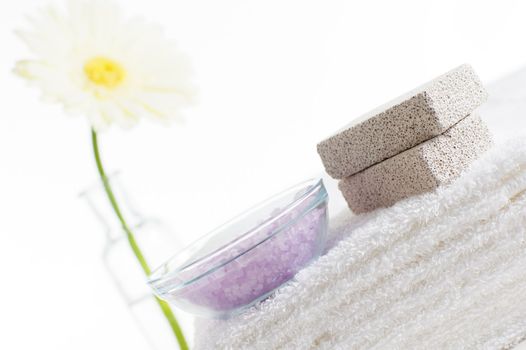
[148,178,328,292]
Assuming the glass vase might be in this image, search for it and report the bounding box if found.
[80,173,185,350]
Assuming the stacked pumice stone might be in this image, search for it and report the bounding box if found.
[317,64,492,213]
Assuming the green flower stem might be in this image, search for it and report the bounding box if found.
[91,129,189,350]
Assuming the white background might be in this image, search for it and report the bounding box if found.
[1,0,526,349]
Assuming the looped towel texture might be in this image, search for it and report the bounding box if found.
[195,137,526,350]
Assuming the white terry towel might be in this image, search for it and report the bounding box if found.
[194,137,526,350]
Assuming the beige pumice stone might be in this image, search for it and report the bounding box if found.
[317,64,488,179]
[339,113,492,214]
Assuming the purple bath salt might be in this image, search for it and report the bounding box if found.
[148,179,329,318]
[165,204,326,314]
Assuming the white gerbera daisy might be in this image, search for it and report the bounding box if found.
[14,0,196,131]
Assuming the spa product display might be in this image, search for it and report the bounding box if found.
[195,138,526,350]
[318,64,492,212]
[148,179,328,318]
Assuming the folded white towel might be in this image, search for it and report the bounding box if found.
[194,137,526,350]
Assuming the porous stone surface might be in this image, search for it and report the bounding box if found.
[317,64,488,179]
[339,113,492,213]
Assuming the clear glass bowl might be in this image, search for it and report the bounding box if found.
[148,178,329,318]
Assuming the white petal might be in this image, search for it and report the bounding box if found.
[15,0,196,131]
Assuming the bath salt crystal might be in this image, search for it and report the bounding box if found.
[167,204,327,313]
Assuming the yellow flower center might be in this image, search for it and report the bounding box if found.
[84,57,126,88]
